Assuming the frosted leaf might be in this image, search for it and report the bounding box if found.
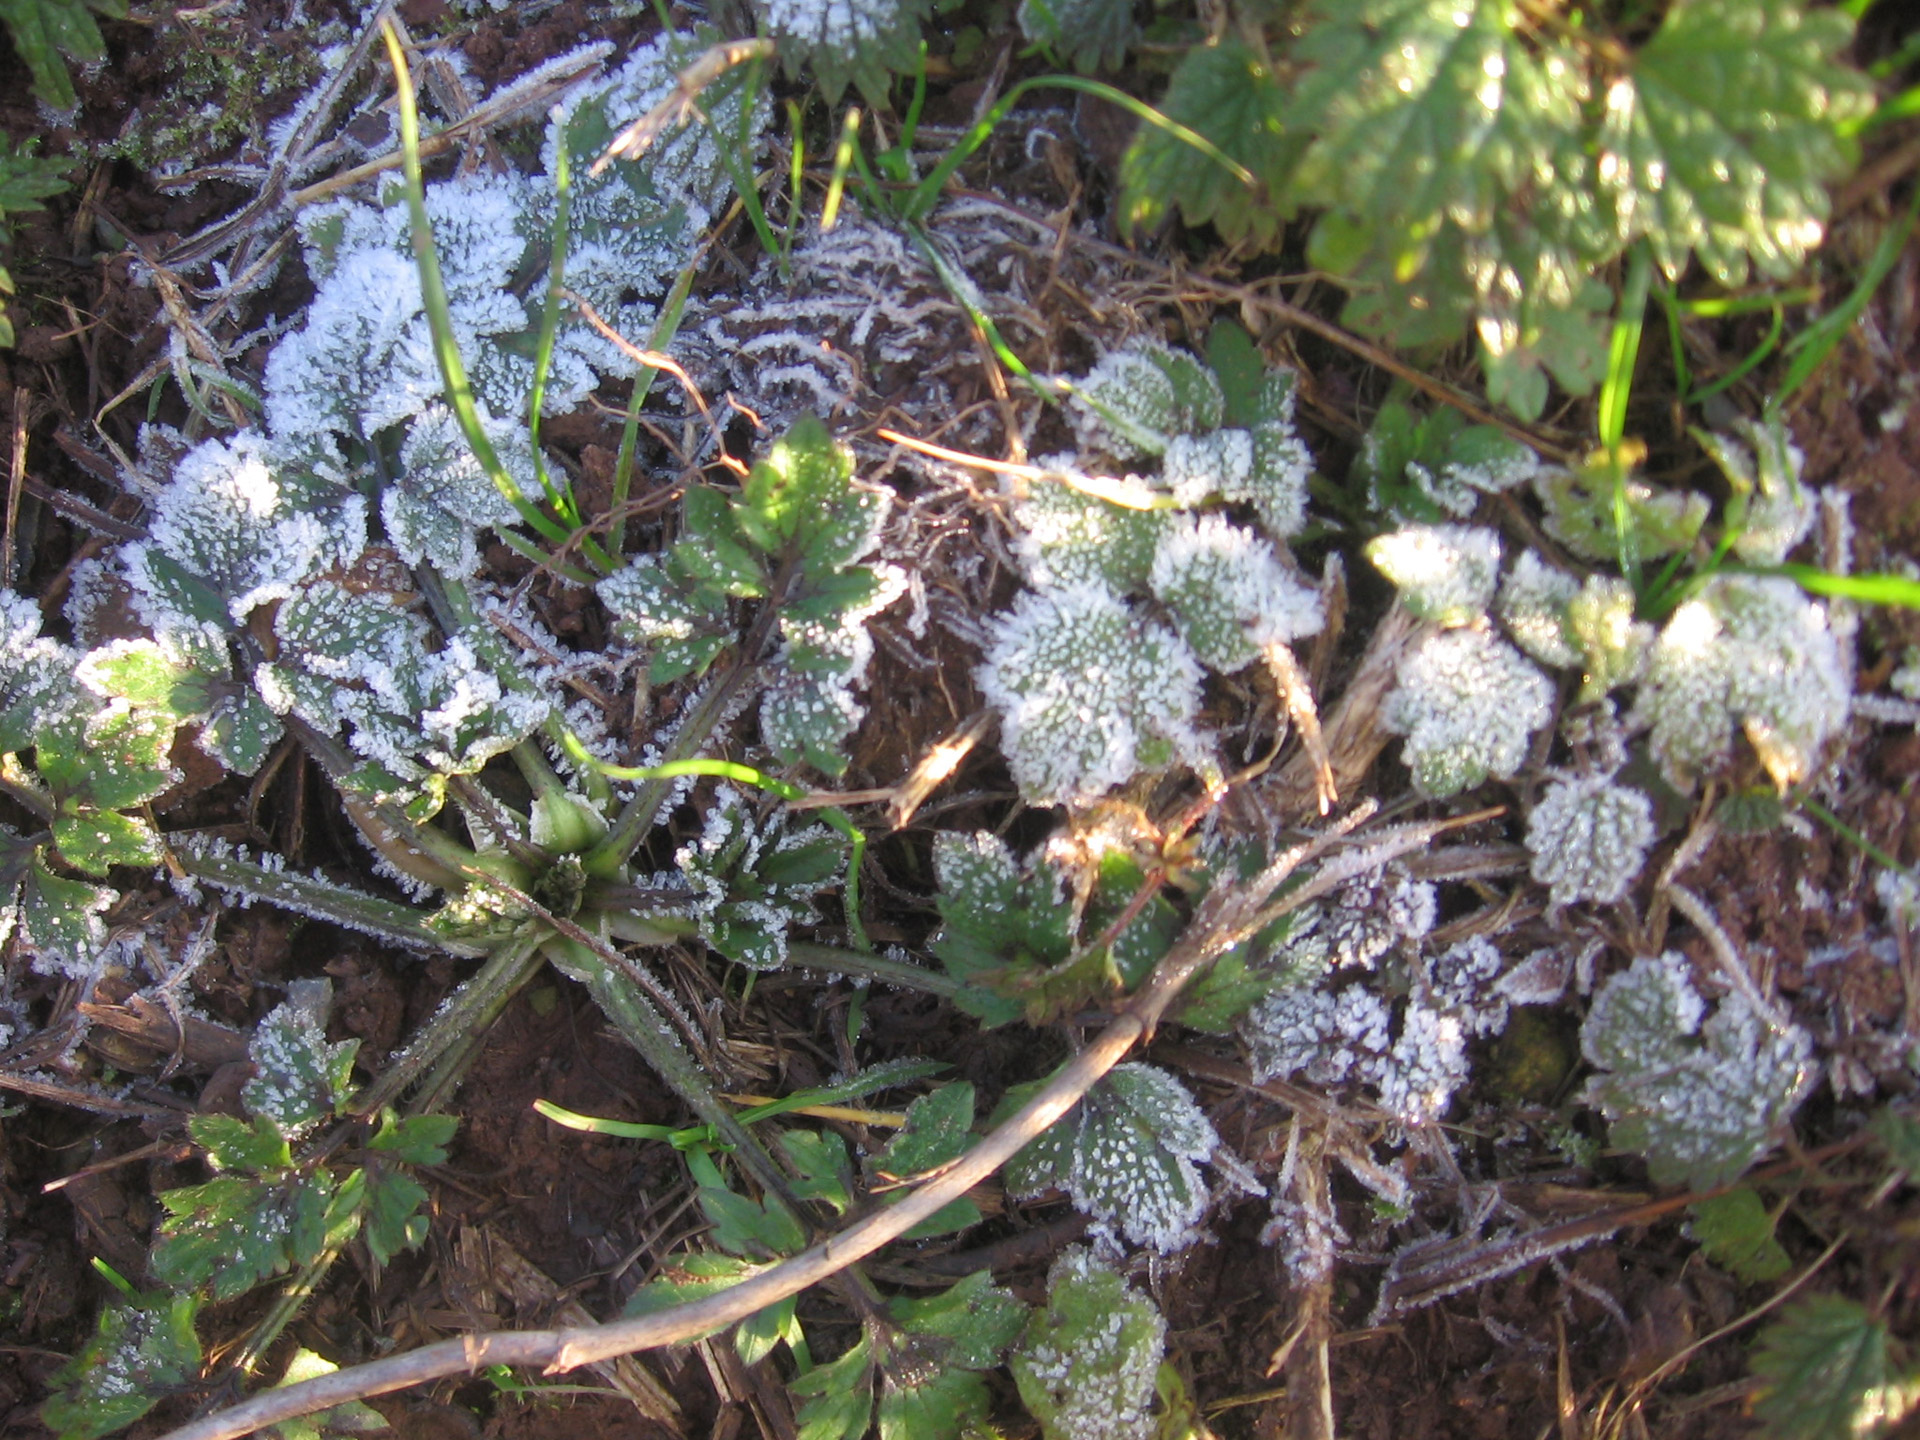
[1702,415,1814,566]
[242,984,358,1139]
[1498,550,1581,667]
[1526,773,1655,908]
[1010,1248,1165,1440]
[275,583,429,718]
[1367,525,1501,626]
[385,405,532,575]
[1875,868,1919,931]
[756,0,930,102]
[1017,0,1137,73]
[1312,864,1437,972]
[1068,341,1222,459]
[264,244,431,444]
[1383,626,1554,797]
[1012,474,1167,592]
[1243,984,1391,1087]
[1582,954,1813,1189]
[0,588,83,750]
[596,555,731,683]
[1427,935,1509,1036]
[1161,428,1253,507]
[1148,513,1323,672]
[674,786,845,971]
[1495,946,1572,1006]
[977,583,1206,805]
[1565,573,1652,700]
[1377,1003,1470,1124]
[1240,421,1315,539]
[124,434,365,635]
[1634,575,1849,789]
[1009,1064,1217,1255]
[1534,465,1711,564]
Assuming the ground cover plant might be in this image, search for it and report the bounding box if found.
[1,2,1919,1439]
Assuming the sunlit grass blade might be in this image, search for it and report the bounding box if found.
[1760,563,1920,611]
[1776,181,1920,405]
[822,106,862,233]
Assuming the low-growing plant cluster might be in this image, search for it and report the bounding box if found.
[2,3,1918,1440]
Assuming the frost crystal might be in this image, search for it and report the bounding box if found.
[1160,428,1252,507]
[1526,774,1656,908]
[674,787,844,970]
[386,406,531,575]
[1007,1063,1218,1254]
[1701,416,1815,565]
[1010,1247,1165,1440]
[1368,525,1501,626]
[1148,514,1323,672]
[1012,474,1166,592]
[1581,954,1813,1189]
[1634,575,1849,789]
[977,583,1205,805]
[1497,550,1581,667]
[1068,341,1221,459]
[1383,626,1554,797]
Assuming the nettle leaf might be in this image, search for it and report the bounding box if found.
[1367,524,1501,628]
[1596,1,1872,286]
[50,809,162,877]
[1382,626,1554,798]
[1688,1188,1790,1284]
[368,1111,458,1167]
[153,1171,313,1299]
[1581,953,1813,1189]
[978,582,1205,806]
[1120,39,1295,250]
[243,985,360,1139]
[1068,342,1224,460]
[1750,1295,1917,1440]
[1006,1063,1217,1255]
[1011,1248,1166,1440]
[1150,514,1323,673]
[756,0,932,104]
[21,854,112,973]
[597,555,732,684]
[675,786,846,971]
[42,1288,200,1440]
[37,701,175,813]
[384,405,532,577]
[1017,0,1135,73]
[1013,477,1167,593]
[1524,774,1656,909]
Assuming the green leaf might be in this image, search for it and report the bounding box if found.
[625,1252,774,1343]
[0,0,123,110]
[51,808,162,877]
[363,1167,430,1267]
[189,1113,293,1174]
[243,986,360,1139]
[1688,1188,1791,1283]
[790,1334,876,1440]
[368,1111,458,1167]
[264,1348,390,1439]
[1120,39,1294,249]
[36,701,176,811]
[1598,0,1874,286]
[733,1294,797,1367]
[738,416,856,554]
[0,132,73,218]
[759,0,931,104]
[1017,0,1134,73]
[779,1128,853,1215]
[76,637,213,715]
[1012,1248,1166,1440]
[20,854,111,967]
[42,1289,200,1440]
[876,1083,980,1239]
[1870,1106,1920,1180]
[677,486,768,597]
[889,1270,1027,1370]
[1750,1295,1916,1440]
[202,687,282,775]
[152,1173,298,1299]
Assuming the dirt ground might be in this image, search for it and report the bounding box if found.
[2,4,1919,1440]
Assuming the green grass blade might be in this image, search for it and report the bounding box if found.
[1776,182,1920,405]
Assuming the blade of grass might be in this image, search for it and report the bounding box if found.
[380,23,586,561]
[822,106,862,234]
[1776,180,1920,405]
[609,258,698,560]
[1757,563,1920,610]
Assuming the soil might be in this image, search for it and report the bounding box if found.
[2,5,1919,1440]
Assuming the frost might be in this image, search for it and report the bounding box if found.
[1243,982,1477,1126]
[978,583,1206,805]
[1701,415,1814,565]
[386,405,532,575]
[1160,428,1252,508]
[1427,935,1510,1036]
[1012,474,1166,592]
[122,433,365,637]
[1010,1248,1165,1440]
[1526,773,1656,908]
[1498,551,1581,667]
[1149,513,1324,672]
[1581,953,1813,1189]
[756,0,932,102]
[242,984,358,1139]
[1875,867,1919,932]
[1068,341,1222,459]
[1006,1063,1218,1254]
[0,587,83,748]
[674,787,845,971]
[1634,575,1849,789]
[1383,626,1554,797]
[1367,525,1501,626]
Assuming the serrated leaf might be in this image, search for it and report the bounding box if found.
[757,0,931,105]
[1597,1,1873,286]
[20,855,111,970]
[42,1288,200,1440]
[363,1167,429,1267]
[37,702,176,811]
[737,415,856,555]
[0,0,122,110]
[1120,39,1294,249]
[1017,0,1135,73]
[890,1270,1027,1369]
[625,1252,773,1344]
[1688,1188,1790,1283]
[152,1173,298,1299]
[76,638,212,715]
[677,485,768,598]
[877,1083,980,1239]
[1750,1295,1916,1440]
[50,808,161,877]
[202,688,283,776]
[189,1113,293,1174]
[779,1128,853,1215]
[1012,1248,1166,1440]
[243,987,360,1139]
[264,1349,389,1439]
[368,1111,458,1167]
[790,1334,875,1440]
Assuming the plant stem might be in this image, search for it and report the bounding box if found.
[785,942,961,999]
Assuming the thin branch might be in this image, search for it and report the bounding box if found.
[156,806,1382,1440]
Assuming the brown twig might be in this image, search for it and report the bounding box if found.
[156,806,1387,1440]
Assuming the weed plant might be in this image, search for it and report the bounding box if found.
[4,4,1919,1440]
